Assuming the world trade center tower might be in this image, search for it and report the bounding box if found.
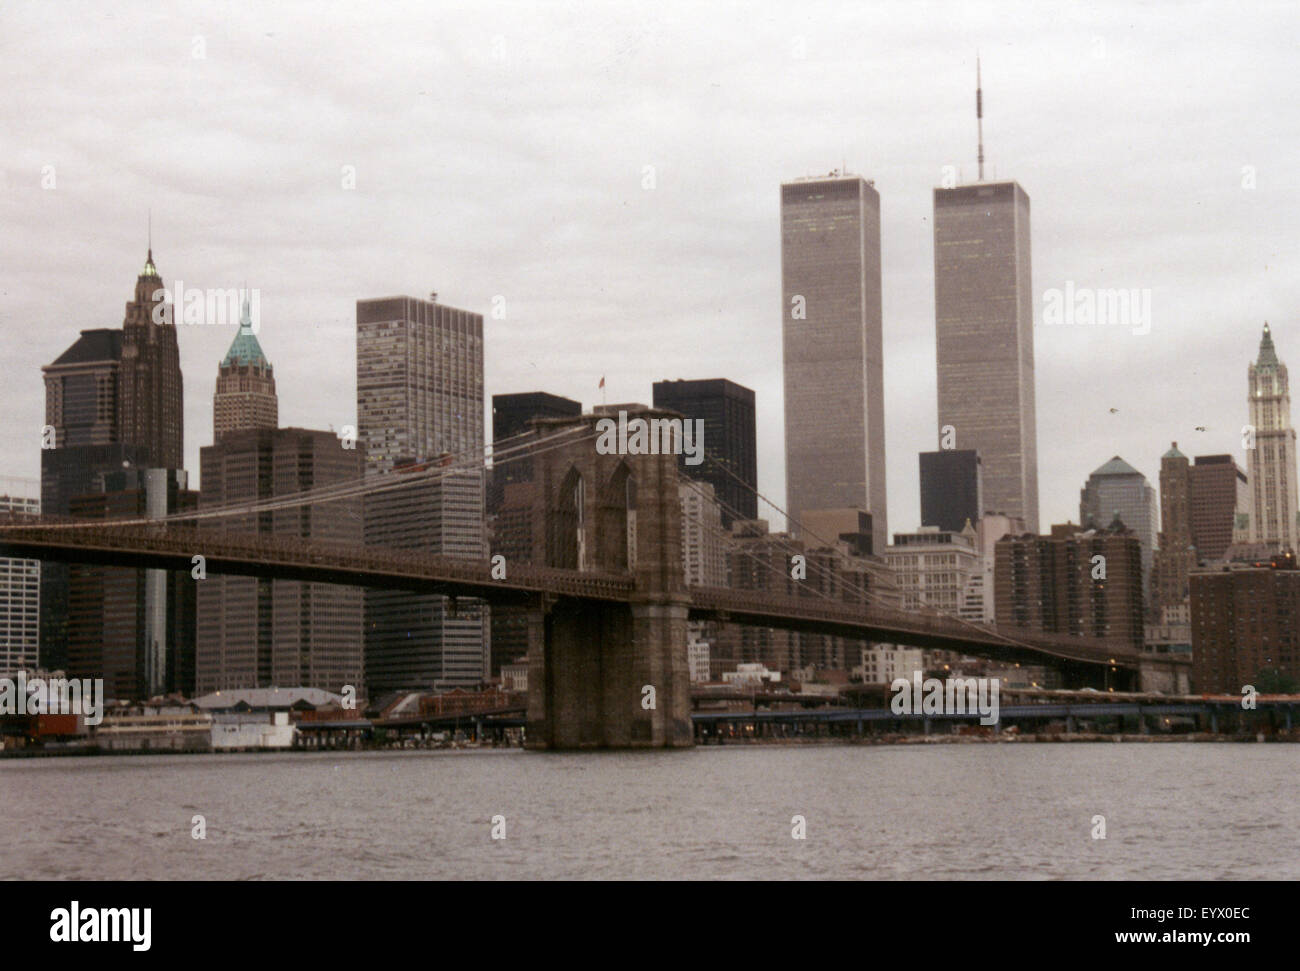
[933,180,1038,532]
[780,173,887,554]
[932,62,1039,533]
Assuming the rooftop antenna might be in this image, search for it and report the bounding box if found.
[147,208,152,258]
[976,53,985,182]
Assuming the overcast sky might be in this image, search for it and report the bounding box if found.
[3,0,1298,535]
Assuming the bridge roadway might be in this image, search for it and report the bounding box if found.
[0,518,1142,670]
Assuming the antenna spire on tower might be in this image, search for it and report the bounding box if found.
[976,53,985,182]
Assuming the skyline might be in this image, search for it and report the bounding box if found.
[3,0,1298,535]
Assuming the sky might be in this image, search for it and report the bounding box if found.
[3,0,1298,536]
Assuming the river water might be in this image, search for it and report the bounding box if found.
[1,743,1294,880]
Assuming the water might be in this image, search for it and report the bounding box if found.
[2,743,1295,880]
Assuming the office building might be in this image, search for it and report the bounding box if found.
[994,520,1144,651]
[365,464,488,692]
[781,172,887,553]
[357,294,488,692]
[1188,455,1249,562]
[1245,324,1299,550]
[1191,556,1300,693]
[40,249,183,670]
[195,428,364,696]
[67,468,196,699]
[489,391,580,512]
[919,449,983,533]
[653,378,757,526]
[1080,456,1157,596]
[0,478,40,674]
[213,294,277,441]
[356,294,484,476]
[1149,443,1195,627]
[885,526,981,617]
[933,178,1038,532]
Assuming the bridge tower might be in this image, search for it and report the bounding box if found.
[524,410,693,749]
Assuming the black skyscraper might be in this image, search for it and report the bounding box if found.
[489,392,582,512]
[40,250,183,671]
[919,449,983,532]
[652,378,757,527]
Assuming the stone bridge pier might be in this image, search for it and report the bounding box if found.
[524,411,693,749]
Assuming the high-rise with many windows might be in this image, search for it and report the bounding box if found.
[356,295,484,475]
[1080,455,1158,598]
[933,181,1038,532]
[357,294,488,691]
[40,249,183,670]
[196,428,364,696]
[1245,323,1299,550]
[780,173,887,553]
[653,378,757,528]
[213,295,277,441]
[0,477,40,675]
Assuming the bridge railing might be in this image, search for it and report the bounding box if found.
[689,585,1137,664]
[0,519,636,602]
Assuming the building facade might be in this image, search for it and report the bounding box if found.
[1188,454,1249,562]
[195,428,364,695]
[365,465,489,693]
[933,181,1038,532]
[653,378,758,527]
[1191,558,1300,693]
[356,295,484,476]
[357,294,488,692]
[68,468,196,699]
[40,249,183,671]
[919,449,983,533]
[781,173,887,553]
[885,527,981,617]
[1149,443,1195,628]
[1245,324,1299,550]
[0,478,40,674]
[1079,455,1158,598]
[213,295,277,441]
[489,391,580,513]
[994,520,1145,651]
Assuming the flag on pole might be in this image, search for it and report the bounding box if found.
[598,376,605,389]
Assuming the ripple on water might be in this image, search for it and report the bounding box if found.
[2,745,1298,879]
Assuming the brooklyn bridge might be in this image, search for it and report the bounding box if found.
[0,413,1178,749]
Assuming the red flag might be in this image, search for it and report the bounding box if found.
[598,376,605,389]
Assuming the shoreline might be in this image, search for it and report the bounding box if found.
[2,730,1295,759]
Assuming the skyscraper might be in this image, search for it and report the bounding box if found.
[356,294,488,691]
[652,378,757,527]
[995,520,1144,653]
[40,249,182,669]
[780,173,887,553]
[1189,454,1249,561]
[933,178,1038,533]
[0,477,40,675]
[1246,323,1299,550]
[68,468,196,699]
[365,464,488,692]
[213,295,277,441]
[356,295,484,475]
[489,391,580,513]
[1079,455,1158,597]
[117,248,184,471]
[1149,443,1194,625]
[196,428,363,695]
[1191,557,1300,693]
[919,449,983,533]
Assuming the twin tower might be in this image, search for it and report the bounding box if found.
[779,173,1039,546]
